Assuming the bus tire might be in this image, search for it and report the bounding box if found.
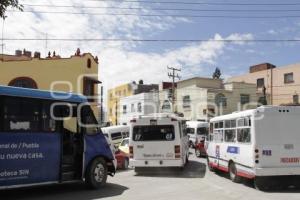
[254,177,270,191]
[207,158,215,172]
[229,162,242,183]
[85,157,108,189]
[195,149,201,157]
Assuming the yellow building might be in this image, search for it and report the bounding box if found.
[108,83,134,125]
[108,81,159,125]
[0,49,101,119]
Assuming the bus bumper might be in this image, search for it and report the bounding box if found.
[255,167,300,176]
[130,159,184,167]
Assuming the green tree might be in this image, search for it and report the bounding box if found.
[212,67,221,79]
[0,0,23,19]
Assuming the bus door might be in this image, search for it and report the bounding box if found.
[54,104,84,182]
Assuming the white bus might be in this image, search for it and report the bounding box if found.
[101,125,129,147]
[186,121,209,148]
[206,106,300,190]
[129,113,189,172]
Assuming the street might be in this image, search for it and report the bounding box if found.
[1,152,300,200]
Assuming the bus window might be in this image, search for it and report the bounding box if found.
[111,132,122,140]
[80,105,100,135]
[41,101,56,132]
[237,118,245,127]
[219,121,224,128]
[231,120,236,128]
[186,127,195,134]
[225,129,236,143]
[214,122,219,129]
[3,97,40,132]
[225,120,231,128]
[133,125,175,141]
[237,128,251,143]
[214,130,224,142]
[197,127,208,136]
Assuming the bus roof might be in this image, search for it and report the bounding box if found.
[186,121,208,127]
[210,106,300,122]
[0,85,88,103]
[138,113,185,121]
[210,109,256,122]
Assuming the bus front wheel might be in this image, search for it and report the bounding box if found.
[229,162,242,183]
[86,157,108,189]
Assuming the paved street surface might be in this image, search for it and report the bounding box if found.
[1,152,300,200]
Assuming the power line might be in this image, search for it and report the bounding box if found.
[9,10,300,18]
[69,0,300,6]
[2,38,300,43]
[21,4,300,12]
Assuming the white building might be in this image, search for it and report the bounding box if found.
[119,92,159,125]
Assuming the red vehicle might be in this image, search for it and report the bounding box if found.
[115,150,129,170]
[195,137,207,157]
[114,138,130,170]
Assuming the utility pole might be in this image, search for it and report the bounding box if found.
[115,99,118,125]
[168,66,181,113]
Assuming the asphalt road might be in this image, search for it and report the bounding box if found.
[2,153,300,200]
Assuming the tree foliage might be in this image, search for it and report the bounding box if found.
[0,0,23,19]
[212,67,222,79]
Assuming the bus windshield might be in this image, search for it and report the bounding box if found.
[197,127,208,136]
[186,128,195,134]
[133,125,175,141]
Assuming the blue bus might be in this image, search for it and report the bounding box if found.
[0,85,116,189]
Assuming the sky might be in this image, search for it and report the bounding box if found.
[2,0,300,92]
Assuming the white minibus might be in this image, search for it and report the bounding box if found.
[206,106,300,190]
[129,113,189,172]
[186,121,209,148]
[101,125,129,147]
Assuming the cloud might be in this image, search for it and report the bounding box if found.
[3,1,253,102]
[99,33,254,91]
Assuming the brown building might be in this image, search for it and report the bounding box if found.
[229,63,300,106]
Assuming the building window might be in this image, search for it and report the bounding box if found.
[162,100,171,111]
[123,105,127,114]
[293,95,299,104]
[284,73,294,84]
[256,78,265,88]
[182,95,191,108]
[8,77,38,89]
[240,94,250,105]
[137,102,142,113]
[258,96,267,105]
[87,58,92,68]
[215,93,227,107]
[131,104,135,112]
[83,77,95,102]
[109,108,112,115]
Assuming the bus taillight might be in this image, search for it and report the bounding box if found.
[129,146,134,158]
[175,145,181,159]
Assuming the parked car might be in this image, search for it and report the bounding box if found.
[195,137,207,157]
[115,138,130,170]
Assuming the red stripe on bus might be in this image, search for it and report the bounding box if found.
[209,162,255,179]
